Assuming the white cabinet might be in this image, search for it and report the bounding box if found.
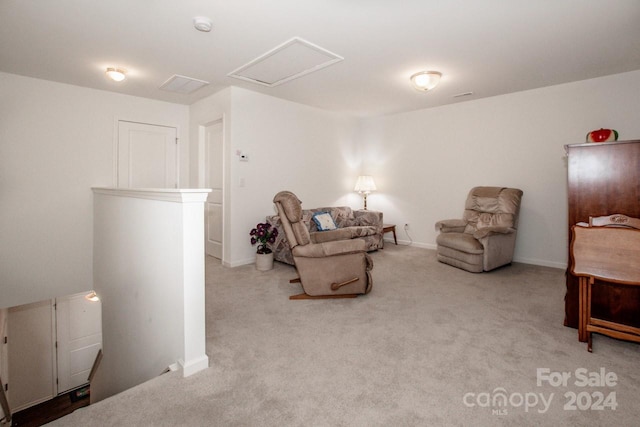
[6,293,101,412]
[7,300,56,412]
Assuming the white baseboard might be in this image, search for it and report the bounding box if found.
[179,354,209,377]
[384,238,566,270]
[512,256,566,270]
[224,258,255,268]
[384,238,436,250]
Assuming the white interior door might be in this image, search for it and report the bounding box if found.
[204,121,223,259]
[117,121,178,188]
[7,300,56,412]
[55,293,102,394]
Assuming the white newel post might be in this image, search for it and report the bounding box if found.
[92,188,211,402]
[178,192,210,376]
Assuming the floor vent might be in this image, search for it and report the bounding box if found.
[227,37,343,87]
[160,75,210,94]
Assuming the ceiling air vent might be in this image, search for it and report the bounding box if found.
[227,37,344,87]
[160,75,210,94]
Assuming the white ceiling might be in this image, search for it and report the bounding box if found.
[1,1,639,117]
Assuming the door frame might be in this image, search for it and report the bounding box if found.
[198,115,229,265]
[113,118,182,188]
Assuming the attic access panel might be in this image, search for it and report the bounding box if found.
[227,37,344,87]
[159,75,210,94]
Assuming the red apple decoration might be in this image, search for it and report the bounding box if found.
[586,128,618,143]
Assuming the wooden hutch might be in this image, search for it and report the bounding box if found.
[565,139,640,339]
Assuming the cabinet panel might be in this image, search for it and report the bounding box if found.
[565,140,640,329]
[7,300,56,412]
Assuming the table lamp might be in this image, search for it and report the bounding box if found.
[354,175,377,210]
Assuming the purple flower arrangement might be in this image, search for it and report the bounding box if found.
[250,222,279,254]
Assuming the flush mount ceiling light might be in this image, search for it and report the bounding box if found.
[410,71,442,92]
[106,67,127,82]
[193,16,212,32]
[85,291,100,302]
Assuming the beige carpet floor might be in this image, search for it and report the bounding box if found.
[51,245,640,426]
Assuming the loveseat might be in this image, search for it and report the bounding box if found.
[266,206,383,265]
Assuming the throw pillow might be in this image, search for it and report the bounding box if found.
[312,212,337,231]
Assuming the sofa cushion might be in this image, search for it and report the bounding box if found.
[311,226,377,244]
[312,212,337,231]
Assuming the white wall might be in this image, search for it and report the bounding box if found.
[0,72,190,309]
[92,188,209,402]
[359,70,640,268]
[191,87,362,266]
[229,87,362,265]
[5,67,639,308]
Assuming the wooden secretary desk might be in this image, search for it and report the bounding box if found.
[565,139,640,340]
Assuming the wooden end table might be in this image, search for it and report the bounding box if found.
[383,224,397,245]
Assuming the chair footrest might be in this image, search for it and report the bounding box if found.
[330,277,359,291]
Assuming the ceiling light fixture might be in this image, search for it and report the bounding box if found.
[85,291,100,302]
[410,71,442,92]
[193,16,212,32]
[106,67,126,82]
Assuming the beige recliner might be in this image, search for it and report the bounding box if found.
[273,191,373,299]
[435,187,523,273]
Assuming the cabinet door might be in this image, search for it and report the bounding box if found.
[7,300,56,412]
[55,293,102,394]
[566,140,640,329]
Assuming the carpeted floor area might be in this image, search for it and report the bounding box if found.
[50,245,640,426]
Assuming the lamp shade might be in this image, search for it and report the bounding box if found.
[85,291,100,302]
[354,175,377,193]
[410,71,441,92]
[106,67,126,82]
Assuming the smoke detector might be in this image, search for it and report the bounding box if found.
[193,17,212,32]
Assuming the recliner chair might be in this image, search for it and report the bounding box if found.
[435,186,523,273]
[273,191,373,299]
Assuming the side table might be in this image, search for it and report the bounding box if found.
[382,224,397,245]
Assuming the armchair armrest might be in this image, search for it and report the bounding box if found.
[473,227,516,239]
[352,210,383,229]
[292,239,366,258]
[435,219,467,233]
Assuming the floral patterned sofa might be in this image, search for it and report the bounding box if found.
[266,206,383,265]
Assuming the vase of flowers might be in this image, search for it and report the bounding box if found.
[250,222,278,271]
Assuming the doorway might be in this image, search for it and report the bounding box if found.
[5,293,102,413]
[203,120,224,260]
[117,121,178,188]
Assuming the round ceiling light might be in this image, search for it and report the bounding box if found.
[193,16,212,32]
[106,67,127,82]
[410,71,442,92]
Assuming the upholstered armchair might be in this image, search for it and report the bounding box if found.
[435,187,523,273]
[273,191,373,299]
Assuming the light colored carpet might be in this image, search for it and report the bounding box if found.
[51,245,640,426]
